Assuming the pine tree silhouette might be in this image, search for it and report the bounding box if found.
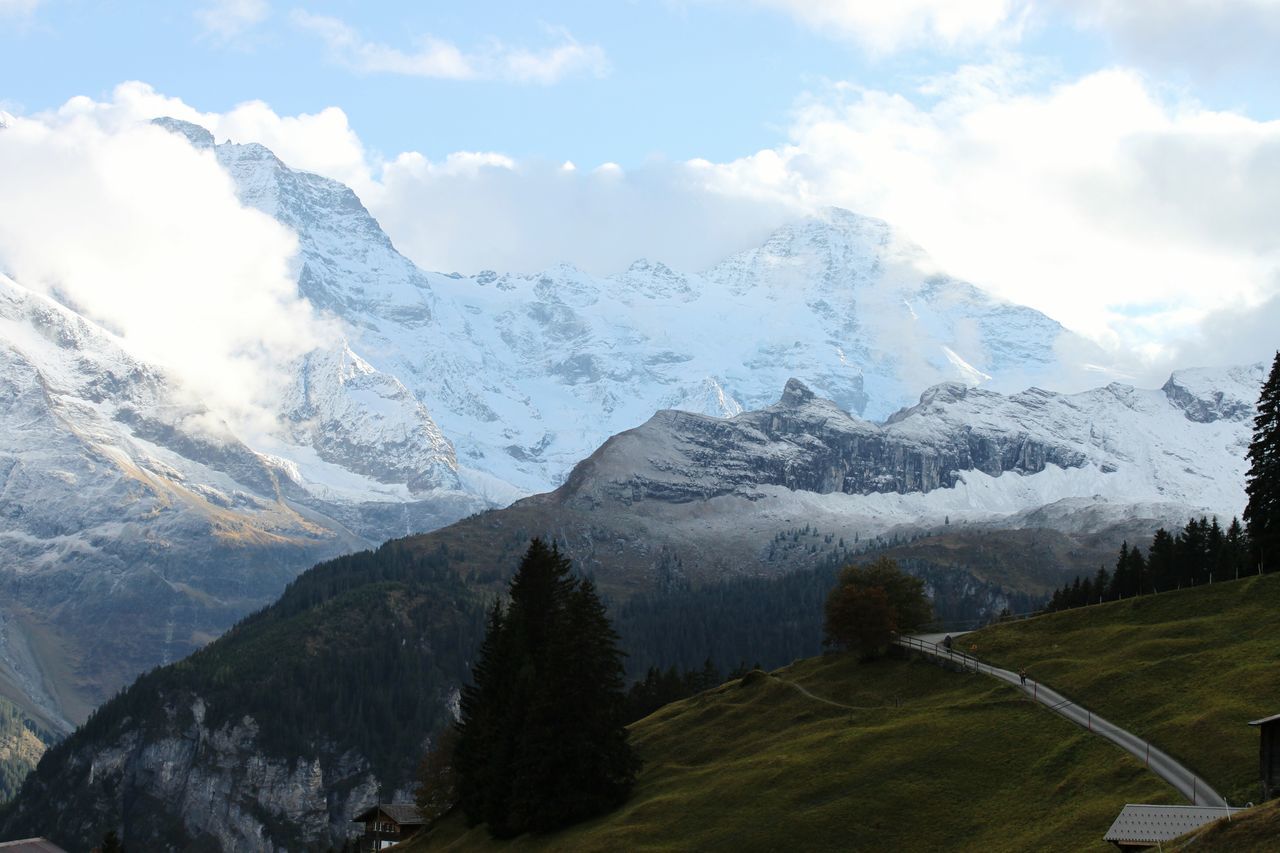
[454,539,638,837]
[1246,351,1280,573]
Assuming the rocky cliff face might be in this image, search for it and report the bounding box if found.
[39,696,380,850]
[560,370,1254,524]
[2,544,481,851]
[564,379,1088,506]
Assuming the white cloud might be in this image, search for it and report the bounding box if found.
[1068,0,1280,75]
[692,62,1280,379]
[20,76,1280,393]
[291,11,609,84]
[748,0,1027,53]
[195,0,268,42]
[0,0,40,17]
[746,0,1280,75]
[49,81,373,193]
[0,103,332,436]
[362,151,797,275]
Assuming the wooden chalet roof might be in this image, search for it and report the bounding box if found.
[352,803,426,825]
[1248,712,1280,726]
[1103,804,1236,845]
[0,840,69,852]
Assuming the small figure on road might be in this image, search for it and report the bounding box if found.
[942,635,952,650]
[1019,668,1027,686]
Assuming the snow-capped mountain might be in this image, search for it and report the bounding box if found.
[0,117,1257,736]
[0,118,1264,838]
[0,270,480,732]
[154,117,1107,496]
[1,365,1258,850]
[563,369,1257,536]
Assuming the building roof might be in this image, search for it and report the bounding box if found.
[1248,713,1280,726]
[1103,804,1235,845]
[0,840,69,852]
[352,803,426,825]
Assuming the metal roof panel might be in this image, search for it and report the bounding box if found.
[1103,804,1236,843]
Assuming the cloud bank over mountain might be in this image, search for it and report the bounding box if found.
[0,105,332,436]
[6,69,1280,394]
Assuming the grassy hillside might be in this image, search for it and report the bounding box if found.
[964,571,1280,806]
[410,653,1175,852]
[1178,798,1280,851]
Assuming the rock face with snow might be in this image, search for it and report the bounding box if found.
[155,115,1102,496]
[560,369,1257,529]
[0,369,1260,850]
[564,378,1088,506]
[330,205,1105,494]
[0,117,1259,744]
[0,272,480,732]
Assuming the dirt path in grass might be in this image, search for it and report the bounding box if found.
[899,635,1229,808]
[768,674,890,712]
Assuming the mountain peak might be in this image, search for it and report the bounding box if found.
[1162,363,1265,424]
[778,378,816,407]
[151,117,214,150]
[778,206,893,243]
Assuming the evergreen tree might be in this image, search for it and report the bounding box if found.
[1108,543,1131,599]
[1246,351,1280,573]
[453,540,638,838]
[1147,528,1176,591]
[1222,517,1250,579]
[1092,567,1110,604]
[1127,546,1146,597]
[1207,518,1225,579]
[454,601,517,830]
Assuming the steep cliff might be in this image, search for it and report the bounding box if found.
[1,543,485,851]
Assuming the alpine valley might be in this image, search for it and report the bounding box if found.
[0,118,1263,847]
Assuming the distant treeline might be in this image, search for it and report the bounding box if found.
[1048,516,1254,611]
[614,543,1033,685]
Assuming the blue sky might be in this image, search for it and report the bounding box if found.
[4,1,1274,168]
[13,2,948,165]
[3,1,1280,377]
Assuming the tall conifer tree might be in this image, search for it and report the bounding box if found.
[1246,352,1280,573]
[453,539,638,838]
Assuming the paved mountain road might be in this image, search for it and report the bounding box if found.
[898,635,1228,808]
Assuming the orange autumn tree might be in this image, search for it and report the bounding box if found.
[823,557,931,659]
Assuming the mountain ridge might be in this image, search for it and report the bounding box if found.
[0,116,1255,747]
[0,371,1258,848]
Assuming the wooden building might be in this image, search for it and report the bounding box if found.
[1249,712,1280,801]
[352,804,426,851]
